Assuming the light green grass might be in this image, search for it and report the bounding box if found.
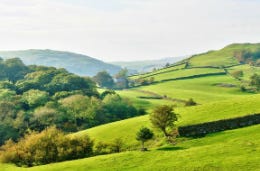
[137,75,248,103]
[228,64,260,81]
[2,125,259,171]
[73,94,260,148]
[130,64,185,80]
[116,89,177,110]
[188,43,260,67]
[176,94,260,126]
[135,68,224,82]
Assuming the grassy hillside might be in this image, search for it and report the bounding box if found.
[1,43,260,170]
[0,49,121,76]
[136,75,246,103]
[227,64,260,81]
[131,67,224,82]
[73,94,260,148]
[2,124,259,171]
[188,43,260,67]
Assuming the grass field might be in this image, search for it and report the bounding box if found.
[115,89,174,110]
[188,43,260,67]
[1,43,260,171]
[129,64,185,80]
[132,68,224,82]
[137,74,248,103]
[72,94,260,148]
[227,64,260,81]
[2,124,259,171]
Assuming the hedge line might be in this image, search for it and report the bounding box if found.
[178,113,260,137]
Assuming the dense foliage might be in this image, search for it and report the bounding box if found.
[0,127,93,166]
[233,49,260,66]
[0,58,142,145]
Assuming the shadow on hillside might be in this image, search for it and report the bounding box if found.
[156,146,187,151]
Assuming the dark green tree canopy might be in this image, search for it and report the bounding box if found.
[93,71,114,89]
[136,127,154,150]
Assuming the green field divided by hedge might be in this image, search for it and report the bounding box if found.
[1,124,259,171]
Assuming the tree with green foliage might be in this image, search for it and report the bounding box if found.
[250,74,260,91]
[114,68,129,89]
[150,105,178,137]
[93,71,114,89]
[22,89,49,108]
[4,58,29,83]
[136,127,154,151]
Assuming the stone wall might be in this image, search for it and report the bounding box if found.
[178,114,260,137]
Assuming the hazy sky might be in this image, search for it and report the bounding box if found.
[0,0,260,61]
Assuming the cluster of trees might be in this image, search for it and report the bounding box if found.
[93,69,129,89]
[0,58,142,145]
[131,77,155,87]
[234,49,260,66]
[0,127,93,166]
[0,101,178,167]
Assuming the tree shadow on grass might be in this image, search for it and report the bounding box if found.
[156,146,187,151]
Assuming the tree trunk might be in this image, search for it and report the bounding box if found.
[162,128,168,137]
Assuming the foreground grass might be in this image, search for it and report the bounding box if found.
[1,124,259,171]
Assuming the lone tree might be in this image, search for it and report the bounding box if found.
[136,127,154,151]
[150,105,178,137]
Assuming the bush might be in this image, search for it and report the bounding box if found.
[95,138,124,155]
[185,98,197,106]
[136,127,154,151]
[0,127,93,167]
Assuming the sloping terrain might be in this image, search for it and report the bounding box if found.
[1,124,259,171]
[0,49,121,76]
[187,43,260,67]
[1,43,260,171]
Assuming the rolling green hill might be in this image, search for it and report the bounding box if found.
[73,94,260,148]
[0,49,121,76]
[187,43,260,67]
[1,123,259,171]
[1,43,260,170]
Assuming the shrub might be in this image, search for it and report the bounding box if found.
[136,127,154,151]
[0,127,93,167]
[185,98,197,106]
[95,138,124,154]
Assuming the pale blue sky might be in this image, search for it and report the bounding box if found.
[0,0,260,61]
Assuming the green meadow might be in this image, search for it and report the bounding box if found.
[1,124,259,171]
[1,43,260,170]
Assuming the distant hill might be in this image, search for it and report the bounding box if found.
[111,56,186,74]
[0,49,122,76]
